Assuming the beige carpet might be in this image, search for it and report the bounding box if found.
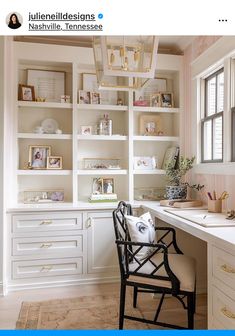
[16,293,149,330]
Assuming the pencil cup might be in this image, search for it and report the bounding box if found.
[208,199,222,213]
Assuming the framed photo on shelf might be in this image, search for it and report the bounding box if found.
[92,178,104,194]
[160,92,174,108]
[81,126,93,135]
[133,156,157,170]
[18,84,35,101]
[103,178,114,194]
[27,69,65,102]
[91,92,101,104]
[47,156,63,170]
[28,145,51,169]
[150,93,161,107]
[134,77,167,102]
[84,158,120,170]
[161,146,179,170]
[79,90,91,104]
[23,190,64,203]
[139,114,163,136]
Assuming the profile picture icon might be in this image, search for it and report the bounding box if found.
[7,12,22,29]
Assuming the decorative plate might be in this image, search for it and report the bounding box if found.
[41,119,59,134]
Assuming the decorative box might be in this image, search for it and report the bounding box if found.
[23,190,64,203]
[83,158,121,170]
[133,99,148,107]
[134,187,165,201]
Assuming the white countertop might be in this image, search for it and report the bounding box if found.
[141,202,235,251]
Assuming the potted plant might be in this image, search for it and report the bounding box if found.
[165,156,204,200]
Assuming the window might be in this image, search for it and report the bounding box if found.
[201,69,224,162]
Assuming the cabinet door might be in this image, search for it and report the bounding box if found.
[85,211,119,274]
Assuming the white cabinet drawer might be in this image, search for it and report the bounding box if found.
[12,235,83,256]
[12,258,83,279]
[12,213,82,233]
[212,246,235,291]
[212,286,235,329]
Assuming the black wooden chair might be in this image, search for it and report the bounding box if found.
[112,201,196,330]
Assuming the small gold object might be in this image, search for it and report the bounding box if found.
[221,264,235,273]
[221,307,235,319]
[40,220,52,225]
[119,46,124,57]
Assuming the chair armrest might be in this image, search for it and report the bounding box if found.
[155,226,183,254]
[115,239,180,293]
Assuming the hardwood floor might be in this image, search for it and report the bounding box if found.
[0,283,207,329]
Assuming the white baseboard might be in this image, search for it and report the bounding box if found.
[7,276,120,292]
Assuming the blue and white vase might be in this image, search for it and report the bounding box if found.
[165,185,187,200]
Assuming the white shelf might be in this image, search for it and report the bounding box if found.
[18,133,72,140]
[134,169,165,175]
[133,106,180,113]
[77,135,127,141]
[77,104,127,111]
[18,101,72,109]
[133,136,179,142]
[17,170,72,176]
[77,169,128,175]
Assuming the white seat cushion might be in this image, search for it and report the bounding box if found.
[129,253,196,292]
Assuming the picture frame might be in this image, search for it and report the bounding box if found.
[139,114,163,136]
[81,126,93,135]
[150,93,161,107]
[18,84,35,101]
[79,90,91,104]
[92,178,104,195]
[27,69,65,102]
[23,190,64,203]
[47,156,63,170]
[133,156,157,170]
[91,92,101,104]
[161,146,179,170]
[84,158,121,170]
[28,145,51,169]
[160,92,174,108]
[103,178,114,194]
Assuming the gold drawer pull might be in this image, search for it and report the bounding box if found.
[221,307,235,319]
[40,265,53,272]
[221,264,235,274]
[40,220,52,225]
[40,243,52,249]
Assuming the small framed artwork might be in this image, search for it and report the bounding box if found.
[81,126,93,135]
[27,69,65,102]
[160,92,174,108]
[103,178,114,194]
[18,84,35,101]
[79,90,91,104]
[91,92,100,104]
[92,178,104,195]
[150,93,161,107]
[28,145,51,169]
[139,114,163,136]
[133,156,157,170]
[47,156,63,170]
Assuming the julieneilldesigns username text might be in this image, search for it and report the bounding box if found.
[28,12,103,31]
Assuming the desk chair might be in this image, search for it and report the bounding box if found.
[112,201,196,329]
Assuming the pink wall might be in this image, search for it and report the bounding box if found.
[183,36,235,209]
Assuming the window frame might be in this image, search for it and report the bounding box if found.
[201,68,224,163]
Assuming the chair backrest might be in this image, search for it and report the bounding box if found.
[113,201,132,279]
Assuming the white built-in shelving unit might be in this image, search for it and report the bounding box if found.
[10,42,183,207]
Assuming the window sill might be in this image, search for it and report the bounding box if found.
[194,162,235,175]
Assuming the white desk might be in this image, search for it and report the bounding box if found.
[141,202,235,330]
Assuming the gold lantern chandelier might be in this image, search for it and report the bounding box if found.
[93,36,159,91]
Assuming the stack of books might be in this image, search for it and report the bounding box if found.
[89,193,118,203]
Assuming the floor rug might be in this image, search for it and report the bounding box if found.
[16,293,149,330]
